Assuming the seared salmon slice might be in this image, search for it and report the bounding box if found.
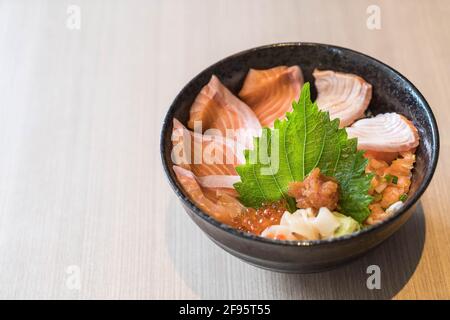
[346,113,419,152]
[313,69,372,127]
[196,174,240,189]
[171,118,245,177]
[238,66,303,128]
[173,165,245,225]
[188,75,261,148]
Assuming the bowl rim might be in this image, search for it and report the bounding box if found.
[160,42,440,247]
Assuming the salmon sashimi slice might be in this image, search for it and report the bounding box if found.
[174,165,240,197]
[171,118,245,177]
[196,174,241,189]
[173,165,246,225]
[313,69,372,127]
[195,174,241,198]
[346,113,420,152]
[188,75,261,148]
[238,66,304,128]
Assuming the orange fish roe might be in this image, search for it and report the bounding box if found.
[365,151,415,224]
[234,200,287,235]
[288,168,339,211]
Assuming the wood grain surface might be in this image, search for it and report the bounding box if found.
[0,0,448,299]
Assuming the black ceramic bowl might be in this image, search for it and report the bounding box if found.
[161,43,439,273]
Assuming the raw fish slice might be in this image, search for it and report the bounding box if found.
[174,164,240,197]
[313,69,372,127]
[171,119,245,176]
[346,113,419,152]
[173,166,245,225]
[196,175,240,189]
[204,186,239,198]
[196,173,241,198]
[188,75,261,148]
[238,66,303,127]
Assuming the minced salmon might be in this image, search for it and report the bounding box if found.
[365,151,415,224]
[288,168,339,211]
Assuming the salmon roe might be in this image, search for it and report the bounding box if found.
[233,200,287,235]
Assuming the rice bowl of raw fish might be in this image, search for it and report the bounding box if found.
[161,43,439,272]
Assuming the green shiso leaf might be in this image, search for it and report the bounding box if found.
[233,83,373,223]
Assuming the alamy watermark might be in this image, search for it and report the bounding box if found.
[366,5,381,30]
[366,264,381,290]
[66,5,81,30]
[65,265,81,291]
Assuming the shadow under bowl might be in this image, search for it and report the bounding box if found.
[160,42,439,273]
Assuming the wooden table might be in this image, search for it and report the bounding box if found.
[0,0,448,299]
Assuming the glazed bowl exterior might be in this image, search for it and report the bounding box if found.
[160,43,439,273]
